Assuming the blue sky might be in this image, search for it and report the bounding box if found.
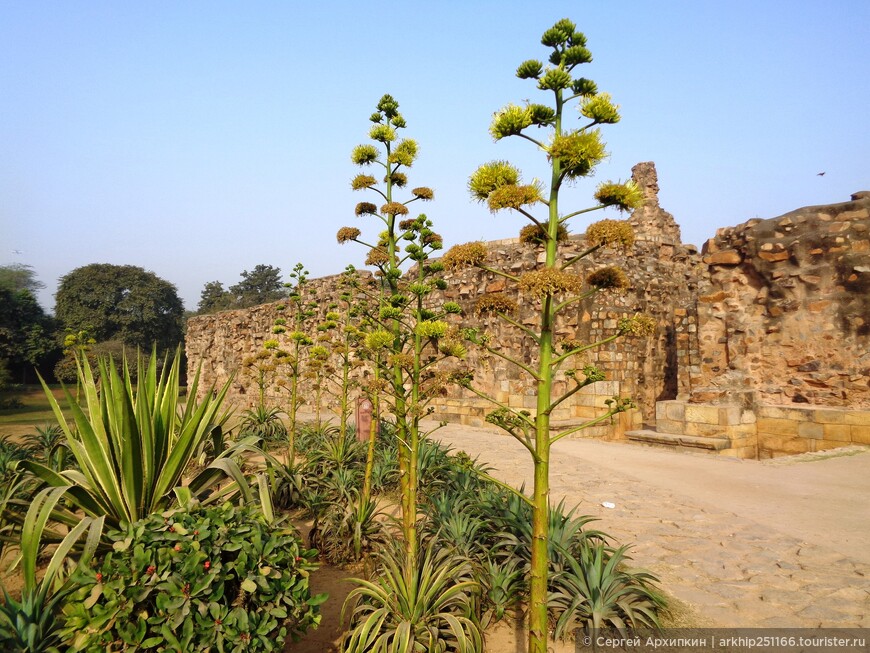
[2,1,868,312]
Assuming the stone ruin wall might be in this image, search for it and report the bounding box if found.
[185,164,870,457]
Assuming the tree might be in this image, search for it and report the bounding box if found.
[197,281,232,314]
[228,264,286,308]
[0,265,56,384]
[445,19,653,653]
[54,264,183,352]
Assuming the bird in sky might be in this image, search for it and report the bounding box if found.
[817,172,826,176]
[11,249,22,254]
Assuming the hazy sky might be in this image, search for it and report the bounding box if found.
[2,1,868,312]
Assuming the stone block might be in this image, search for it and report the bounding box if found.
[822,424,851,441]
[685,404,723,425]
[851,425,870,445]
[797,422,824,439]
[757,418,799,436]
[665,401,686,422]
[655,418,684,434]
[813,408,847,424]
[845,411,870,426]
[812,439,852,452]
[721,405,741,425]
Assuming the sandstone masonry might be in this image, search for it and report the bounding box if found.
[186,165,870,458]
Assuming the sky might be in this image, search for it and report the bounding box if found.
[1,1,868,313]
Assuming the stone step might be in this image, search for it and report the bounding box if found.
[624,429,731,451]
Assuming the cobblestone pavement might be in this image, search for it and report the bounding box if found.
[430,422,870,628]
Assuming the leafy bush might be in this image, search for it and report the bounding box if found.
[60,501,326,652]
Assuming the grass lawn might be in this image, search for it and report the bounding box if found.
[0,385,72,439]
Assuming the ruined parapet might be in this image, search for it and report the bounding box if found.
[629,161,684,252]
[649,191,870,458]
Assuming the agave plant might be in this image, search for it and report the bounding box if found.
[0,487,103,653]
[238,404,288,443]
[550,543,663,637]
[317,491,385,565]
[24,424,70,472]
[22,349,254,534]
[341,540,482,653]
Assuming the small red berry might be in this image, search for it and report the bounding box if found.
[168,525,175,532]
[193,530,199,536]
[95,573,103,582]
[174,544,182,552]
[146,565,156,575]
[215,619,222,626]
[204,561,210,570]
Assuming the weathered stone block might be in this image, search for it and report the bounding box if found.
[845,411,870,426]
[851,425,870,445]
[685,404,723,425]
[813,408,847,424]
[757,418,799,436]
[797,422,824,439]
[822,424,851,441]
[665,401,686,422]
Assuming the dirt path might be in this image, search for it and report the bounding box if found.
[431,421,870,629]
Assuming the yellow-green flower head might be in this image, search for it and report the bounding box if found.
[351,174,377,191]
[272,325,286,334]
[263,339,280,350]
[412,186,434,201]
[379,305,403,320]
[376,94,400,119]
[487,183,543,213]
[355,202,378,216]
[388,139,418,167]
[548,129,606,179]
[443,302,462,315]
[519,223,569,247]
[537,68,573,92]
[490,104,533,141]
[398,218,416,231]
[365,247,389,267]
[474,293,519,317]
[528,103,556,126]
[572,77,598,97]
[289,331,312,345]
[594,180,644,212]
[581,93,621,125]
[336,227,361,244]
[438,340,467,359]
[541,19,574,47]
[351,144,379,166]
[442,241,488,270]
[310,345,329,360]
[618,314,656,337]
[369,123,396,143]
[516,59,543,80]
[385,172,407,187]
[468,161,521,201]
[561,44,593,67]
[409,282,430,296]
[423,232,443,248]
[585,219,635,249]
[587,266,630,290]
[381,202,409,216]
[365,330,393,350]
[325,312,340,321]
[415,320,448,338]
[518,268,584,297]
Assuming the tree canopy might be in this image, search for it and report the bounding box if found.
[196,264,287,314]
[54,264,184,351]
[0,264,56,384]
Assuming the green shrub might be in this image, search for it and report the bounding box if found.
[60,501,326,652]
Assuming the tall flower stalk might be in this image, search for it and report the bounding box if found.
[337,95,463,575]
[445,19,652,653]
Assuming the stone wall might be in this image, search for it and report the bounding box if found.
[185,166,870,457]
